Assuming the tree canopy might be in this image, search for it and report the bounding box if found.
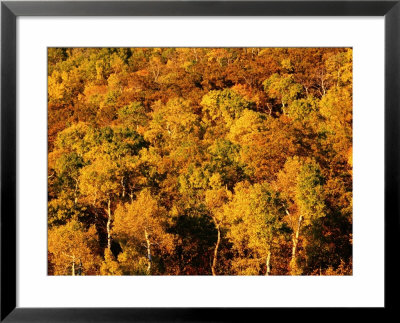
[48,47,352,276]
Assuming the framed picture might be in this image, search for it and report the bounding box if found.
[1,0,398,321]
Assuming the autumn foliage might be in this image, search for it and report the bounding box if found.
[48,48,352,275]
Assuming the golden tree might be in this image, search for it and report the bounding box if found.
[112,189,173,275]
[48,220,100,275]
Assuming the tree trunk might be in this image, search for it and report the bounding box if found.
[291,214,303,267]
[321,78,326,96]
[121,176,125,198]
[211,224,221,276]
[71,255,75,276]
[265,250,271,276]
[144,229,151,275]
[106,198,112,250]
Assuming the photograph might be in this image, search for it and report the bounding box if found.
[47,47,353,276]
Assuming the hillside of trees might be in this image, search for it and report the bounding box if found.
[48,48,352,275]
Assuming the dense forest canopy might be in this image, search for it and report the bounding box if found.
[48,47,352,275]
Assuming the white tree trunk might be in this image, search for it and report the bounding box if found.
[107,198,112,250]
[121,176,125,198]
[71,254,75,276]
[291,214,303,266]
[265,250,271,276]
[211,224,221,276]
[144,229,151,275]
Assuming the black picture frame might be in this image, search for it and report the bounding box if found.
[1,0,399,321]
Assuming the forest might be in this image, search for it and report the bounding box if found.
[48,47,352,276]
